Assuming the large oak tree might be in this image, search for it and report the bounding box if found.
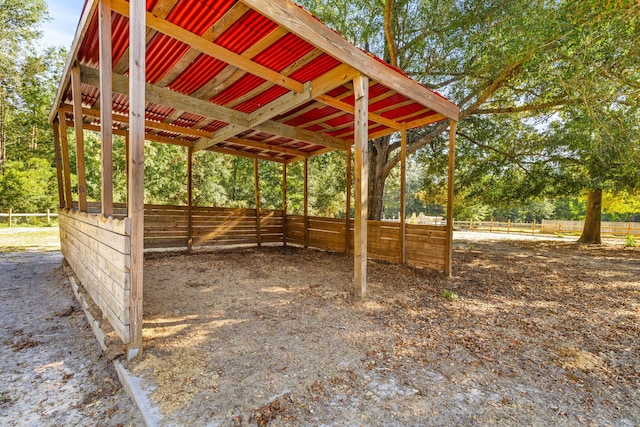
[297,0,640,243]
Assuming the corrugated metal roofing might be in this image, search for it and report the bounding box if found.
[55,0,458,163]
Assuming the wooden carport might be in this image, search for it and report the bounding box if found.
[49,0,459,358]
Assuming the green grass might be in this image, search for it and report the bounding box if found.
[0,227,61,252]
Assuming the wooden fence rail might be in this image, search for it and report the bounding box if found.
[0,209,58,227]
[453,219,640,237]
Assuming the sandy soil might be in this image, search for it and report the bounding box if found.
[0,251,143,427]
[129,238,640,426]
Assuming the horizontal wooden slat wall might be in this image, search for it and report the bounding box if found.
[405,224,447,271]
[285,216,446,272]
[58,209,131,343]
[81,202,284,249]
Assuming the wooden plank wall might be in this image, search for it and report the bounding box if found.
[58,209,131,343]
[286,215,447,272]
[81,202,284,249]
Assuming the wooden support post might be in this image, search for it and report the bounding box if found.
[353,74,369,299]
[345,147,351,254]
[99,0,114,217]
[47,209,51,224]
[71,64,87,212]
[59,117,74,210]
[282,163,287,246]
[127,0,145,359]
[400,125,407,264]
[7,209,12,228]
[445,120,456,277]
[125,132,130,215]
[303,157,309,248]
[187,146,193,251]
[254,158,261,246]
[52,119,65,208]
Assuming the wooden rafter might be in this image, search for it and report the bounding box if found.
[111,0,305,94]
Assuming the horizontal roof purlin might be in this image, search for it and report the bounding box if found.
[50,0,459,163]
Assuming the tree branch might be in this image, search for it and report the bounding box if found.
[456,130,531,173]
[473,99,571,115]
[383,0,398,67]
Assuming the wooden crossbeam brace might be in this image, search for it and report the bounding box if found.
[80,66,349,152]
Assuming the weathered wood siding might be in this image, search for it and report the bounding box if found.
[58,209,131,343]
[285,215,447,272]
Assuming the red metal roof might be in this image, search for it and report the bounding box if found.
[54,0,459,163]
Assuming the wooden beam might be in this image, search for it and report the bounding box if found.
[445,120,456,277]
[352,74,369,299]
[303,157,309,248]
[345,146,351,254]
[254,121,348,151]
[71,65,87,212]
[282,163,287,246]
[367,112,449,141]
[226,137,308,159]
[254,158,261,247]
[187,146,193,251]
[52,119,65,208]
[128,0,145,358]
[80,66,251,128]
[205,145,284,163]
[400,126,407,264]
[58,118,73,210]
[111,0,304,94]
[316,94,402,130]
[59,104,213,140]
[100,0,113,216]
[80,66,349,153]
[48,0,98,123]
[239,0,459,121]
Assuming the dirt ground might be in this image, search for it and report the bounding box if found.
[0,250,143,427]
[130,238,640,426]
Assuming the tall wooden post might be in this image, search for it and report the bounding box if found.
[345,147,351,254]
[59,117,73,210]
[400,125,407,264]
[254,158,261,246]
[353,74,369,299]
[52,118,65,208]
[445,120,457,277]
[187,146,193,251]
[128,0,145,358]
[282,162,287,246]
[99,0,114,216]
[303,157,309,248]
[71,64,87,212]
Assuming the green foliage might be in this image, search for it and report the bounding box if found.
[441,290,458,301]
[0,158,57,211]
[625,235,638,248]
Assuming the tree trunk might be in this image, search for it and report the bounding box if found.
[367,137,392,220]
[577,188,602,244]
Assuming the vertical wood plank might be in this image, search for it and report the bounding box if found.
[128,0,145,358]
[187,146,193,251]
[254,158,261,246]
[71,65,87,212]
[99,0,114,216]
[353,74,369,299]
[303,157,309,248]
[445,120,457,277]
[345,146,351,254]
[400,125,407,264]
[282,162,287,246]
[59,117,73,210]
[52,118,65,208]
[125,132,130,215]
